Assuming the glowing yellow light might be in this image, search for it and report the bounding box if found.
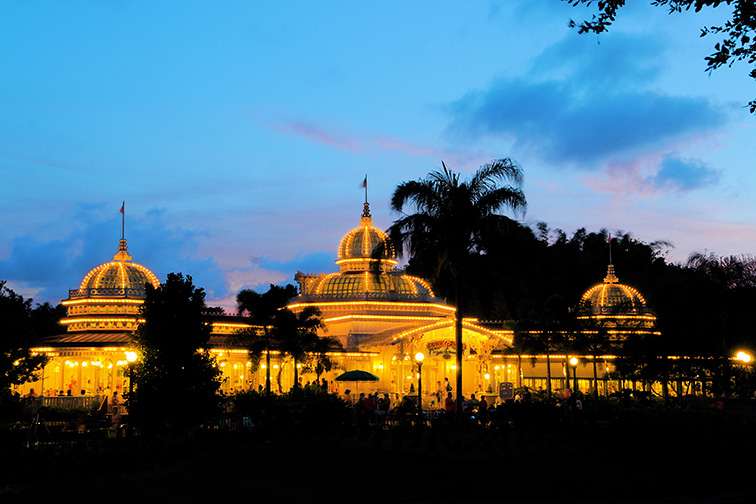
[484,373,490,380]
[570,357,578,366]
[125,351,138,363]
[415,352,424,362]
[736,351,753,363]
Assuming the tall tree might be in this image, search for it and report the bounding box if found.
[388,159,526,416]
[130,273,221,433]
[566,0,756,112]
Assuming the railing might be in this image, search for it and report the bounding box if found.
[32,396,107,410]
[298,292,436,302]
[68,287,148,299]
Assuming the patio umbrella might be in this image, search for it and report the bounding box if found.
[335,370,379,382]
[335,370,379,401]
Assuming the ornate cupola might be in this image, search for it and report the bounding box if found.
[61,215,159,332]
[294,201,435,300]
[577,263,656,330]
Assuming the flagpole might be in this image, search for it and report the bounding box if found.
[364,174,368,204]
[121,201,125,240]
[608,233,612,264]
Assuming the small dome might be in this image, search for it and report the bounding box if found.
[337,202,395,261]
[79,239,159,298]
[580,265,649,316]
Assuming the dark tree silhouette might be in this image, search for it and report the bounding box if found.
[130,273,221,434]
[0,282,49,413]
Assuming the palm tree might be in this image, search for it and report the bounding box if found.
[235,284,341,394]
[235,284,298,395]
[275,305,341,390]
[388,159,526,416]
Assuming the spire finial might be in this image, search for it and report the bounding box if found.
[360,175,372,223]
[114,202,132,261]
[604,264,619,284]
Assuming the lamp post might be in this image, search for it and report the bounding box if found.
[415,352,424,425]
[570,357,578,396]
[734,351,754,397]
[125,351,137,436]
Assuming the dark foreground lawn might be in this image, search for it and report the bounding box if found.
[2,407,755,504]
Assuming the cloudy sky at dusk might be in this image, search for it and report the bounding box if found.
[2,1,754,310]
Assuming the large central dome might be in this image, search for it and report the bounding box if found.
[338,203,395,261]
[294,202,435,300]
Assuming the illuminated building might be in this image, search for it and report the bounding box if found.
[16,204,682,406]
[577,263,657,335]
[290,202,513,403]
[510,263,661,395]
[28,238,160,402]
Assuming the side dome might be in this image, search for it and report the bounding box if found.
[79,239,159,298]
[577,264,656,330]
[62,238,160,332]
[580,265,648,315]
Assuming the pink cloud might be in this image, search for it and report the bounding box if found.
[268,116,485,164]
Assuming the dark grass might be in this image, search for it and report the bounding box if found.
[2,407,755,503]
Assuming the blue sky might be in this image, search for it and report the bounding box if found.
[1,1,754,310]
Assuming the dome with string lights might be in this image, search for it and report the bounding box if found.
[577,264,656,329]
[61,238,160,332]
[337,203,395,262]
[78,240,159,297]
[295,202,435,300]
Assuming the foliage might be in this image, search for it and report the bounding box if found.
[231,388,352,436]
[567,0,756,112]
[0,282,51,411]
[130,273,222,434]
[234,284,341,394]
[388,159,526,414]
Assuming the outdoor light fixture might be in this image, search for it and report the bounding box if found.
[736,351,753,363]
[125,351,137,437]
[570,357,578,394]
[415,352,425,424]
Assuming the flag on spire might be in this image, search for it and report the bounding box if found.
[119,202,124,214]
[360,176,367,189]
